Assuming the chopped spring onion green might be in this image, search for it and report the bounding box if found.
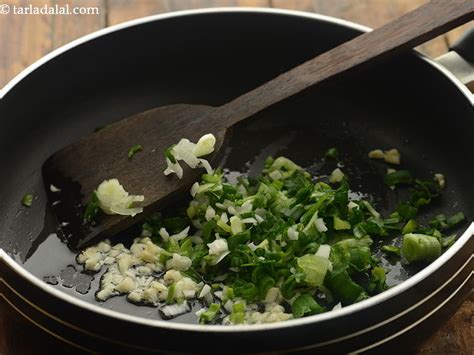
[77,141,463,325]
[384,170,412,187]
[84,191,99,222]
[128,144,143,159]
[402,219,417,234]
[199,303,221,323]
[297,254,330,287]
[163,134,216,179]
[401,233,441,263]
[22,193,34,207]
[292,294,325,318]
[324,147,339,160]
[382,245,401,256]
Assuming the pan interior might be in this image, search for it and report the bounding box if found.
[0,11,472,323]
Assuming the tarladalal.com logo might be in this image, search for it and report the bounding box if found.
[0,3,100,15]
[0,3,10,14]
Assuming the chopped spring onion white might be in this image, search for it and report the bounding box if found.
[205,206,216,221]
[199,284,212,298]
[315,218,328,233]
[169,226,190,241]
[96,179,144,217]
[193,133,216,157]
[190,182,200,197]
[287,225,299,240]
[164,134,216,179]
[315,244,331,259]
[207,239,228,255]
[159,227,170,241]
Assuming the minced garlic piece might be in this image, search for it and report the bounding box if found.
[368,149,384,159]
[368,148,401,165]
[383,149,401,165]
[329,168,344,183]
[434,173,446,188]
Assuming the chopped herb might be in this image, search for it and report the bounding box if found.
[22,193,34,207]
[128,144,143,159]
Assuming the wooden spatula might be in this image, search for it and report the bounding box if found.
[43,1,474,250]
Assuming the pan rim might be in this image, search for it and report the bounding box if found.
[0,7,472,104]
[0,7,473,333]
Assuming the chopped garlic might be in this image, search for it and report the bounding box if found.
[244,303,292,324]
[50,184,61,192]
[96,179,144,217]
[384,149,400,165]
[167,253,192,271]
[434,173,445,189]
[368,149,384,159]
[329,168,344,183]
[164,270,183,284]
[369,148,400,165]
[116,277,135,293]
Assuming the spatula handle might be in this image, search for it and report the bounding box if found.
[216,0,474,128]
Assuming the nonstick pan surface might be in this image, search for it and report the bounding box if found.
[0,8,473,354]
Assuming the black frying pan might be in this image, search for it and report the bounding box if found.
[0,8,473,354]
